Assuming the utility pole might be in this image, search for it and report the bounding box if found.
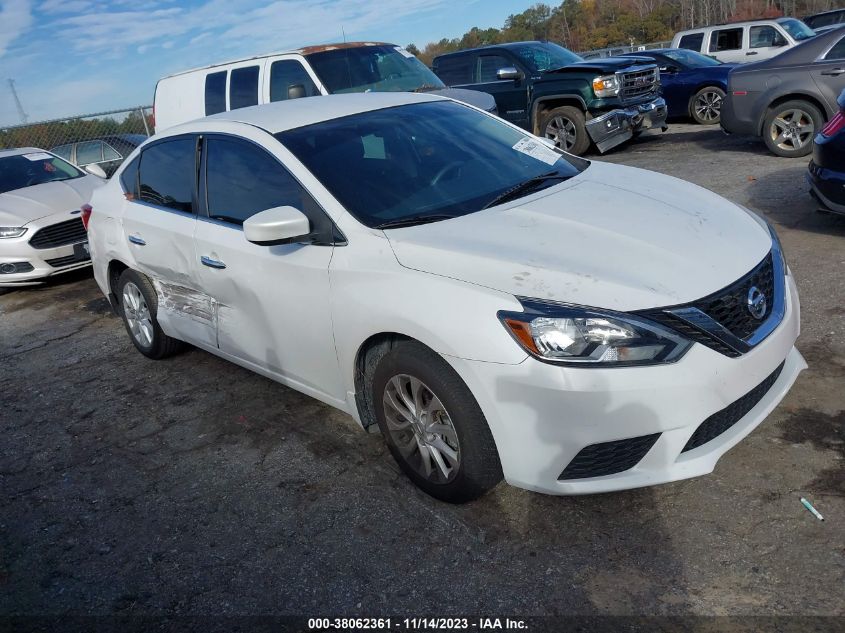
[8,79,29,124]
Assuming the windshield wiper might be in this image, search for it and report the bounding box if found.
[481,172,570,210]
[412,84,446,93]
[374,214,457,229]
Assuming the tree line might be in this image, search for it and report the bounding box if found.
[408,0,842,64]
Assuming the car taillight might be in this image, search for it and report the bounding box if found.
[80,204,92,230]
[822,111,845,137]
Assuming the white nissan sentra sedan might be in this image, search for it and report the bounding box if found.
[0,147,104,286]
[87,93,805,502]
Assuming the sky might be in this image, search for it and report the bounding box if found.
[0,0,539,126]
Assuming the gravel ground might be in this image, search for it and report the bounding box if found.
[1,123,843,618]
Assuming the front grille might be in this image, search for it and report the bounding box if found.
[682,361,785,453]
[45,253,89,268]
[642,311,742,358]
[558,433,660,480]
[28,218,86,249]
[619,67,659,103]
[0,261,34,274]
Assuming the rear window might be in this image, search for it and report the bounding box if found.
[205,71,227,115]
[805,10,844,28]
[138,138,196,213]
[229,66,259,110]
[678,32,704,51]
[710,28,743,52]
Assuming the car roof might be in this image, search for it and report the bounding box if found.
[159,92,445,138]
[676,18,795,32]
[806,8,845,18]
[0,147,49,158]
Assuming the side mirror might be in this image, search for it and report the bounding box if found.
[244,206,311,246]
[496,67,522,81]
[288,84,306,100]
[659,65,679,74]
[84,163,107,179]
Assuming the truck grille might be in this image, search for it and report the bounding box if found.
[28,218,87,249]
[619,67,659,103]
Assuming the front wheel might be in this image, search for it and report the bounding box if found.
[539,106,591,156]
[372,341,502,503]
[762,100,822,158]
[690,86,725,125]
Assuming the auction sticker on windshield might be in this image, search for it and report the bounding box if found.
[512,138,559,166]
[23,152,54,161]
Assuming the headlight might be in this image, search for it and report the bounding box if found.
[499,300,691,367]
[0,227,27,238]
[592,74,620,98]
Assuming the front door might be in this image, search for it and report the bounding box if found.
[708,27,746,63]
[192,133,344,403]
[472,53,529,128]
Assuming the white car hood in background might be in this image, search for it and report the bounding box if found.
[0,175,101,226]
[386,161,773,311]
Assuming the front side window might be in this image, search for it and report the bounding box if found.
[204,138,323,227]
[229,66,259,110]
[76,141,104,165]
[678,32,705,51]
[138,138,196,213]
[103,143,122,161]
[777,18,816,41]
[205,71,227,115]
[510,42,582,72]
[277,101,587,228]
[52,144,73,161]
[306,45,445,94]
[270,60,320,101]
[750,25,787,48]
[710,28,743,52]
[434,54,474,85]
[0,152,84,195]
[120,156,140,198]
[825,36,845,60]
[477,55,513,82]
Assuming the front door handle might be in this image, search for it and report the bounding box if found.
[200,255,226,269]
[746,51,758,56]
[128,234,146,246]
[821,68,844,76]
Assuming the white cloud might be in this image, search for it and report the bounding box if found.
[0,0,34,58]
[38,0,92,13]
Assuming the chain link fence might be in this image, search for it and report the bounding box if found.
[0,106,153,155]
[578,41,673,59]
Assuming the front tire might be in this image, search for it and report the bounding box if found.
[539,106,591,156]
[690,86,725,125]
[117,269,184,359]
[372,341,502,503]
[762,100,822,158]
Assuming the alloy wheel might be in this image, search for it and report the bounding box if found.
[770,108,814,152]
[382,374,461,483]
[694,90,722,122]
[545,116,577,151]
[122,282,154,348]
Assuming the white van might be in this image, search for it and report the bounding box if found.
[671,18,816,63]
[153,42,496,132]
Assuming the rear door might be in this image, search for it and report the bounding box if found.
[708,26,746,63]
[810,34,845,113]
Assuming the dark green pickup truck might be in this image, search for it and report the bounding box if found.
[432,41,668,155]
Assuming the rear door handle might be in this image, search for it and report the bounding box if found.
[200,255,226,269]
[128,234,146,246]
[821,68,844,76]
[746,51,758,56]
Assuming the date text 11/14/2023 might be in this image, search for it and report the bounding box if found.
[307,617,529,630]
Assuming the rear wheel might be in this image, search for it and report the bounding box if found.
[763,100,822,157]
[690,86,725,125]
[117,269,184,359]
[539,106,591,156]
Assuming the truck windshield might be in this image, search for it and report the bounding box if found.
[777,18,816,41]
[305,45,446,94]
[277,100,587,228]
[0,152,84,195]
[510,42,584,72]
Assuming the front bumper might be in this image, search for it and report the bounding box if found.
[807,160,845,215]
[445,272,804,495]
[0,215,91,287]
[586,97,668,153]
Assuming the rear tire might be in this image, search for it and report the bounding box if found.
[372,340,502,503]
[539,106,591,156]
[762,100,822,158]
[117,269,184,359]
[690,86,725,125]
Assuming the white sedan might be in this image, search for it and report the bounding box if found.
[87,93,805,502]
[0,147,104,286]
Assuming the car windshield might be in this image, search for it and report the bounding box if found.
[510,42,583,72]
[305,45,446,94]
[277,100,587,228]
[0,152,84,195]
[778,18,816,41]
[661,49,722,67]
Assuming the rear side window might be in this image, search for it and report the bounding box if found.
[678,32,704,51]
[205,137,320,226]
[205,71,227,115]
[138,138,196,213]
[229,66,259,110]
[477,55,512,82]
[120,156,140,198]
[710,28,743,52]
[434,55,474,85]
[269,60,319,101]
[826,36,845,60]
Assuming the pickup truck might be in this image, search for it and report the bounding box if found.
[432,41,668,155]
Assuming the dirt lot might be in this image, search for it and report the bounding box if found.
[1,124,843,618]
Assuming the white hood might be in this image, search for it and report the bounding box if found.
[0,175,101,226]
[386,161,772,311]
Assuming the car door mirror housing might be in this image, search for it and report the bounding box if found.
[84,163,107,179]
[659,65,680,73]
[496,67,522,81]
[243,206,311,245]
[288,84,306,99]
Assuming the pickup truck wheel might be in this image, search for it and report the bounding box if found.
[690,86,725,125]
[117,269,184,360]
[372,340,502,503]
[540,106,590,156]
[763,100,822,158]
